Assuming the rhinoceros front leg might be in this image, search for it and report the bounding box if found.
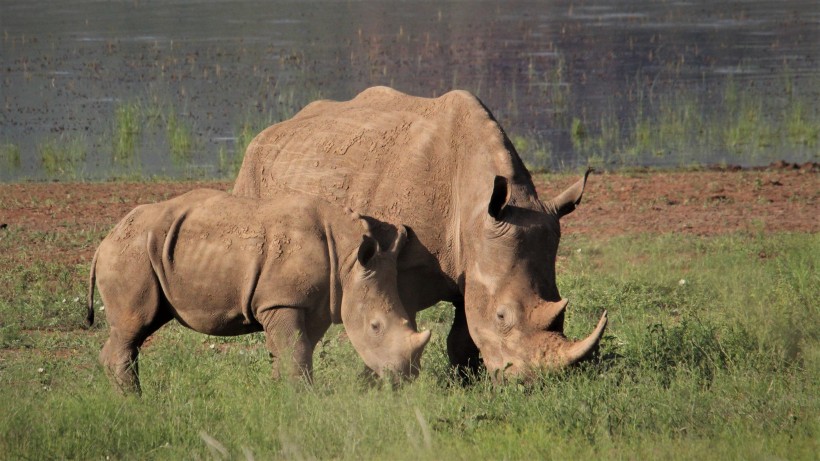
[257,307,315,382]
[446,298,482,382]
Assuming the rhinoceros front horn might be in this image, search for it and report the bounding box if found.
[561,310,608,365]
[413,330,432,354]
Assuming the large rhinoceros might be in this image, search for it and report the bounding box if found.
[88,188,431,393]
[233,86,606,379]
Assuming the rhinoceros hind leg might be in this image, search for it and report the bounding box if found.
[258,307,315,383]
[446,299,482,383]
[99,331,141,394]
[99,308,173,395]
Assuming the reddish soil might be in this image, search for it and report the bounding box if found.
[0,169,817,266]
[544,168,818,238]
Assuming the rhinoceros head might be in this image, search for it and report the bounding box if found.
[342,225,432,379]
[463,170,607,379]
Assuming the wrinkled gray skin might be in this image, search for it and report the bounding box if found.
[234,86,606,380]
[88,189,431,393]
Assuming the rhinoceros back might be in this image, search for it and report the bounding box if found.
[234,86,535,280]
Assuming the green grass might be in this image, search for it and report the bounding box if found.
[1,221,817,458]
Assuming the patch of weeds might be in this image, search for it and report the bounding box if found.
[631,109,659,157]
[569,71,819,168]
[761,244,820,365]
[235,118,266,157]
[215,114,276,178]
[143,98,164,129]
[271,86,320,123]
[548,54,571,120]
[622,87,709,165]
[784,98,819,148]
[38,135,86,180]
[511,133,553,172]
[0,323,28,349]
[112,101,141,164]
[217,146,241,178]
[0,143,22,170]
[216,118,267,178]
[626,315,757,387]
[570,117,587,151]
[414,302,456,386]
[166,110,195,163]
[723,97,773,153]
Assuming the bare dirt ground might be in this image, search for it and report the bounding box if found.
[545,166,819,238]
[0,168,817,266]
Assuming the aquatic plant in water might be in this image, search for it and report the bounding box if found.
[39,136,86,179]
[564,72,819,168]
[166,111,195,163]
[785,98,819,148]
[0,144,22,170]
[511,134,552,172]
[113,101,141,164]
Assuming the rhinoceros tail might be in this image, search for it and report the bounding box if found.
[86,246,100,327]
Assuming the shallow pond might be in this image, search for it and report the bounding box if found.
[1,0,818,181]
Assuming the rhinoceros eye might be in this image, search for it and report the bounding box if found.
[495,305,516,332]
[370,320,383,334]
[495,307,510,324]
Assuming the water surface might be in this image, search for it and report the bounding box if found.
[2,0,818,180]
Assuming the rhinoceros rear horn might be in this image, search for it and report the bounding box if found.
[548,168,592,218]
[562,310,607,365]
[530,298,569,331]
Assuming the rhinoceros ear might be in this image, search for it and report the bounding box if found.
[357,235,380,268]
[488,176,511,220]
[549,168,592,218]
[388,225,408,256]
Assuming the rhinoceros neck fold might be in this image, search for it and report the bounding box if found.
[321,207,363,324]
[323,222,343,324]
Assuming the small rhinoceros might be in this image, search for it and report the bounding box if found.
[87,188,431,393]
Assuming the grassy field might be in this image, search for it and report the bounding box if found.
[0,200,818,459]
